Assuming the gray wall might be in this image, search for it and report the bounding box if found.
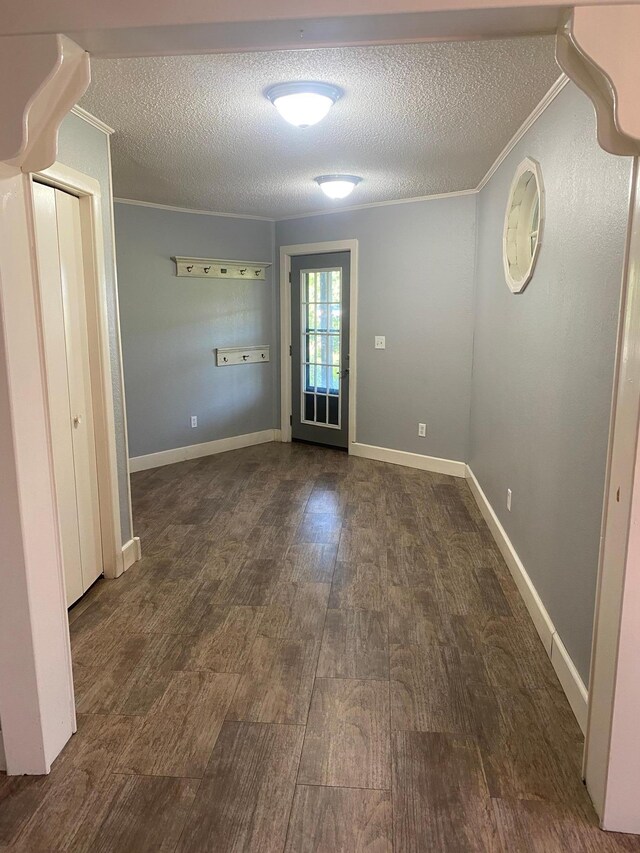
[469,83,633,683]
[276,196,477,462]
[114,204,277,457]
[57,113,132,542]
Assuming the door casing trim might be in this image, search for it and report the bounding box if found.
[280,240,359,448]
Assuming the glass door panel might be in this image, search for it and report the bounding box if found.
[301,268,341,429]
[291,251,350,449]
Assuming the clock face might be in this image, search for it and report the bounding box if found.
[503,158,544,293]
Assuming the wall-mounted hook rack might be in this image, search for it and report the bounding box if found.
[173,257,272,281]
[215,345,270,366]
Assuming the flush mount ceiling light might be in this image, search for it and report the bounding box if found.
[315,174,362,200]
[266,82,342,128]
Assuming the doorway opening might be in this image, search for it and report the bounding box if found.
[280,240,359,448]
[291,251,350,449]
[31,163,126,595]
[33,182,104,605]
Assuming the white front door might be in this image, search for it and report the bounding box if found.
[32,182,103,605]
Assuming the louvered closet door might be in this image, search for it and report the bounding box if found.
[33,182,103,606]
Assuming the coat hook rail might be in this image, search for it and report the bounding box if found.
[172,257,272,281]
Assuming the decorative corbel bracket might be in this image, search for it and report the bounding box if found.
[0,33,90,173]
[557,5,640,157]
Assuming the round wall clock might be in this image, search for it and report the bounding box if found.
[503,157,544,293]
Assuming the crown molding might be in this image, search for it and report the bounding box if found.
[112,75,568,221]
[70,105,114,135]
[475,74,569,192]
[275,187,478,221]
[113,197,275,222]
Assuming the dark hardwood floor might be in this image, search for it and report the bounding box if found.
[1,441,639,851]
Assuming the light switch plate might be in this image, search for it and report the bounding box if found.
[375,336,386,349]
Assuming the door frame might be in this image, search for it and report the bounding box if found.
[583,157,640,831]
[31,162,124,580]
[280,240,359,447]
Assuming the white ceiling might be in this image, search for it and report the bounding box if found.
[81,37,561,219]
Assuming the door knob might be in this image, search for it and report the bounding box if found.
[73,415,82,428]
[340,368,350,378]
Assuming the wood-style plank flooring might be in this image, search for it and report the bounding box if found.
[2,441,640,851]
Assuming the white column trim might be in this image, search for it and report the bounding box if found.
[0,167,75,774]
[584,157,640,831]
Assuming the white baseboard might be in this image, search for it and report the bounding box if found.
[129,429,279,472]
[350,442,466,478]
[122,536,141,571]
[551,631,589,734]
[466,466,555,653]
[466,465,588,733]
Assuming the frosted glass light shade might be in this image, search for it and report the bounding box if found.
[266,82,342,128]
[315,175,362,199]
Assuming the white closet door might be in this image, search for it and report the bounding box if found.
[55,189,102,595]
[32,182,102,606]
[33,182,83,605]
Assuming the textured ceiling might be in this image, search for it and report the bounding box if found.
[81,38,560,218]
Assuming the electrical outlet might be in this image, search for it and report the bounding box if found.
[418,423,426,437]
[191,415,198,428]
[374,336,386,350]
[507,488,512,511]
